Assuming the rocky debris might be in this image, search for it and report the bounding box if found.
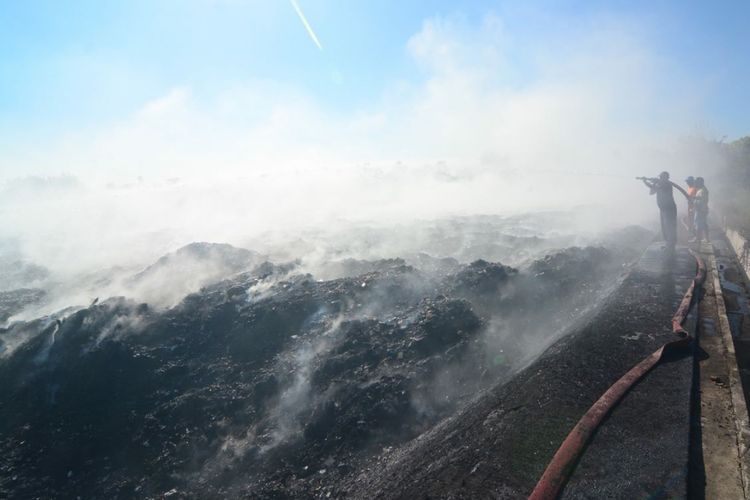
[124,242,267,308]
[447,259,518,308]
[314,257,411,280]
[131,242,264,286]
[405,252,461,275]
[451,259,517,292]
[0,239,642,499]
[529,246,611,282]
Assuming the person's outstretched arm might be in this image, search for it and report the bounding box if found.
[641,178,656,194]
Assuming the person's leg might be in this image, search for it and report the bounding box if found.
[660,209,669,243]
[666,207,677,248]
[696,211,709,241]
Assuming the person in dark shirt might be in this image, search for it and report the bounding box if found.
[641,171,677,250]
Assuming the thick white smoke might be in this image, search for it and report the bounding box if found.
[0,12,716,292]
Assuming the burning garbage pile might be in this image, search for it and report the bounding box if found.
[0,227,650,498]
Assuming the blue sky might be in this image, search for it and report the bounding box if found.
[0,0,749,180]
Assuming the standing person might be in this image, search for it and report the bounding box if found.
[641,171,678,250]
[693,177,710,242]
[685,176,697,237]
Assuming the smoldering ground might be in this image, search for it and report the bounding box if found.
[0,214,654,498]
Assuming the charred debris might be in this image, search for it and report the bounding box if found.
[0,227,651,498]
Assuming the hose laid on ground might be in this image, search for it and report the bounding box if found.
[529,249,706,500]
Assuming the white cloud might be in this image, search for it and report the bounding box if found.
[4,13,698,178]
[136,87,192,119]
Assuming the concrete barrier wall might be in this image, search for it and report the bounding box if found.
[726,227,750,281]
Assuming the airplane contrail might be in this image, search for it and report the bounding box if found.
[290,0,323,51]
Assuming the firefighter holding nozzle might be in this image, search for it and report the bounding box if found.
[637,171,681,251]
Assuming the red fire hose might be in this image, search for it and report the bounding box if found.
[529,250,706,500]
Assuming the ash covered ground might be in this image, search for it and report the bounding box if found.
[0,214,653,498]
